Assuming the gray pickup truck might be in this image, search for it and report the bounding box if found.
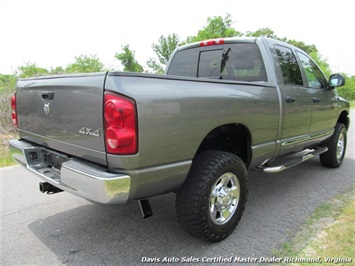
[9,37,350,242]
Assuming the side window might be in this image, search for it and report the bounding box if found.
[275,45,303,86]
[296,52,327,88]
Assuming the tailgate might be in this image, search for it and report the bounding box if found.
[16,73,107,166]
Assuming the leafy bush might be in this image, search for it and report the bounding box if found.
[0,74,17,135]
[337,75,355,100]
[338,86,355,100]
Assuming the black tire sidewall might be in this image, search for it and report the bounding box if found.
[320,123,347,168]
[176,150,248,242]
[336,126,347,164]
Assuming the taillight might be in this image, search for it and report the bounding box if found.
[200,39,225,47]
[11,93,18,127]
[104,92,137,155]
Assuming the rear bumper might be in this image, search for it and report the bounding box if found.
[9,139,131,204]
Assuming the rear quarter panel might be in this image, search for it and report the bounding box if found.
[105,74,280,199]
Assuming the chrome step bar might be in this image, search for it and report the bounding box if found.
[258,147,328,173]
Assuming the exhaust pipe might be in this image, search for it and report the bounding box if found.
[138,199,153,219]
[39,182,63,194]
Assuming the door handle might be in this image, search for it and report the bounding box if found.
[312,97,321,103]
[285,96,296,103]
[41,91,55,100]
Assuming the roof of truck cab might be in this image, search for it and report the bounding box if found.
[176,37,300,52]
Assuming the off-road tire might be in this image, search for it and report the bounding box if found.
[320,123,347,168]
[176,150,248,242]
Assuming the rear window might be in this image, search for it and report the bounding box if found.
[167,43,267,82]
[167,48,199,77]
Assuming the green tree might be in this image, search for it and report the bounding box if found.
[0,74,17,135]
[281,38,318,55]
[337,74,355,100]
[147,33,180,74]
[16,62,49,78]
[115,45,144,72]
[184,13,242,44]
[245,27,328,77]
[65,54,104,73]
[245,27,278,38]
[49,66,65,75]
[308,51,332,78]
[245,28,317,55]
[0,74,17,93]
[147,58,164,74]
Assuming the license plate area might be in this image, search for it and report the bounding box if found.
[24,147,70,182]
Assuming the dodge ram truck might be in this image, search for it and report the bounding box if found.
[9,37,350,242]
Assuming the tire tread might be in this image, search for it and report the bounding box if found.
[320,123,347,168]
[176,150,248,242]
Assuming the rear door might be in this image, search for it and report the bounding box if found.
[274,45,312,155]
[16,73,107,166]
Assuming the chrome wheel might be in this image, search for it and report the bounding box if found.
[320,123,347,168]
[209,172,240,225]
[336,132,345,162]
[176,151,248,242]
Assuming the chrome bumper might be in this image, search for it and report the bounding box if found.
[9,139,131,204]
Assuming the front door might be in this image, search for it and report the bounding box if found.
[296,51,337,143]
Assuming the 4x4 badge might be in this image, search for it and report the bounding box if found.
[79,127,100,137]
[44,102,50,115]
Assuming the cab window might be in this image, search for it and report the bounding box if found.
[198,49,223,78]
[167,48,198,77]
[220,43,267,82]
[275,45,303,86]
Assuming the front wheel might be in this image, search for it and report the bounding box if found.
[176,151,248,242]
[320,123,347,168]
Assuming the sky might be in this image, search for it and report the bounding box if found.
[1,0,355,75]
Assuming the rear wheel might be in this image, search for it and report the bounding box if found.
[320,123,347,168]
[176,151,248,242]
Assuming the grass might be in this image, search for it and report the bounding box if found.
[274,187,355,265]
[0,134,17,167]
[350,99,355,108]
[312,201,354,261]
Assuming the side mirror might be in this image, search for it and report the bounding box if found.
[329,74,345,88]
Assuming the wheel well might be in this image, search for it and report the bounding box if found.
[337,111,350,130]
[195,124,252,167]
